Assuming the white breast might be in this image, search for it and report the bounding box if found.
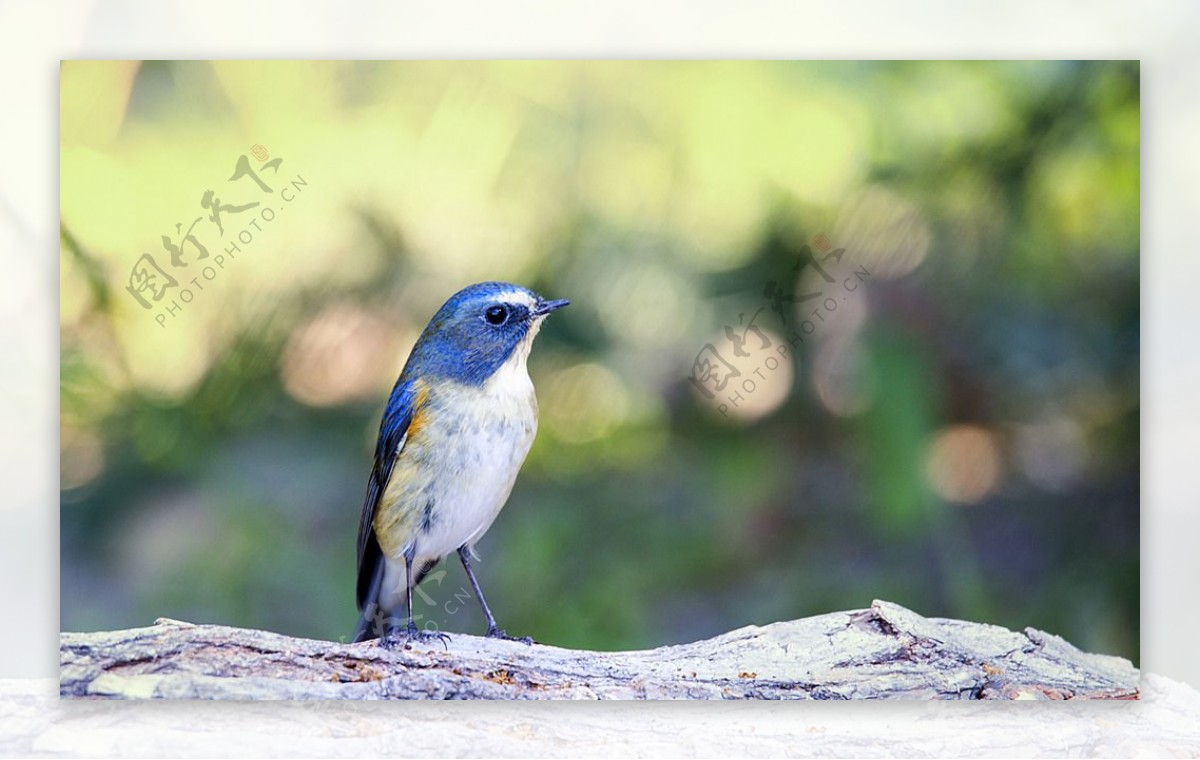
[412,344,539,563]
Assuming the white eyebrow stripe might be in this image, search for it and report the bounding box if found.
[492,289,536,308]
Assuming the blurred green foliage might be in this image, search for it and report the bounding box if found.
[60,61,1138,661]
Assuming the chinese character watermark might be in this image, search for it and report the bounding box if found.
[688,234,871,417]
[123,146,310,328]
[348,569,489,643]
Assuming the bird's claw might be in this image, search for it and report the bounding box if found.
[486,627,535,646]
[380,625,451,651]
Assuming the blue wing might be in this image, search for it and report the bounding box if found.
[355,377,425,618]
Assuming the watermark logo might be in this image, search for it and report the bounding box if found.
[688,234,871,417]
[354,569,485,641]
[123,146,309,328]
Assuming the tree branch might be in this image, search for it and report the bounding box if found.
[59,599,1138,700]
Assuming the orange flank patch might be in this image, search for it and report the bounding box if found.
[406,381,432,443]
[371,380,434,558]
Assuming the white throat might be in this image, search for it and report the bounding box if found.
[486,316,544,395]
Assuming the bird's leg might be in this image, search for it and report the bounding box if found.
[458,545,534,645]
[382,550,449,649]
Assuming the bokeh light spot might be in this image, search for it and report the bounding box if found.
[60,425,106,492]
[925,425,1002,505]
[691,328,795,423]
[813,338,875,417]
[1015,416,1088,493]
[542,362,631,443]
[832,185,931,279]
[281,305,412,407]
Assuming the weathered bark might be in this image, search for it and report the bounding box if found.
[59,599,1138,700]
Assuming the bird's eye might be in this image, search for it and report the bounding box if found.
[484,305,509,325]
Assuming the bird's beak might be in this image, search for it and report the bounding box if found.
[533,298,570,316]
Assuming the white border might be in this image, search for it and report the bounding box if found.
[2,0,1196,754]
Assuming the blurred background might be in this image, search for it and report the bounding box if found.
[60,61,1139,662]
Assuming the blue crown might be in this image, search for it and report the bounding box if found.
[402,282,563,386]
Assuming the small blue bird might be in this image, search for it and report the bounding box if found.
[351,281,569,647]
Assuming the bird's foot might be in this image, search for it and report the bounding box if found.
[485,626,534,646]
[379,624,451,650]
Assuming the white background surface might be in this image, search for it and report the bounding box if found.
[1,0,1197,755]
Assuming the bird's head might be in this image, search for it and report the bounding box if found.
[405,281,569,386]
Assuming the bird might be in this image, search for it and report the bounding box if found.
[351,281,569,647]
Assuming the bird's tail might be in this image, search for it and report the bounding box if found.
[351,554,444,643]
[351,551,386,643]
